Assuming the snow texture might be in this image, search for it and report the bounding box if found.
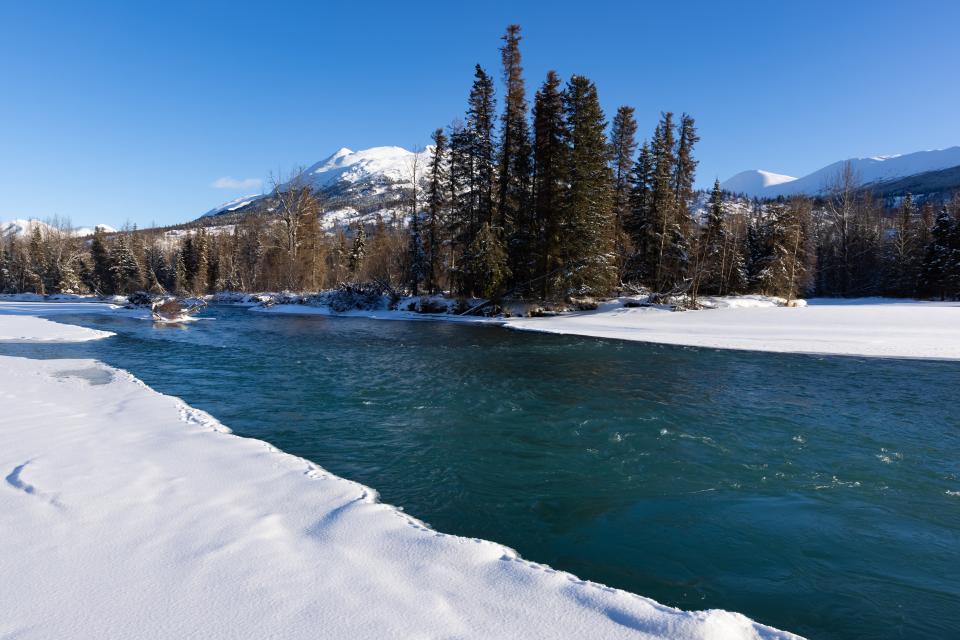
[0,309,799,639]
[506,298,960,360]
[722,146,960,197]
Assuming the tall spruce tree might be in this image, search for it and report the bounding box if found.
[696,179,729,296]
[496,25,535,286]
[532,70,569,299]
[467,65,497,227]
[425,128,448,293]
[920,207,957,300]
[562,75,615,294]
[625,141,654,280]
[609,106,638,277]
[649,112,677,291]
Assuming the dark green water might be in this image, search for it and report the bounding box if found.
[3,305,959,639]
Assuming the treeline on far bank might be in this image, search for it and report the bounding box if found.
[2,25,959,304]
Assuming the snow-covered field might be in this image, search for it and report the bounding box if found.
[0,309,796,639]
[506,298,960,360]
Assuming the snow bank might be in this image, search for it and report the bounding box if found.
[0,315,113,342]
[0,314,797,639]
[506,298,960,359]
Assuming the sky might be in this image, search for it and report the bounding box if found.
[2,0,959,229]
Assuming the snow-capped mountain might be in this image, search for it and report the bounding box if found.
[722,146,960,198]
[302,146,423,191]
[0,218,116,238]
[202,146,430,228]
[720,170,797,196]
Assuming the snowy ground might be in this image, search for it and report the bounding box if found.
[0,310,797,639]
[505,298,960,360]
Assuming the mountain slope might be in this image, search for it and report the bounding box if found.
[1,219,116,238]
[723,146,960,198]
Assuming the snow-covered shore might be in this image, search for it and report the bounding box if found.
[0,312,797,639]
[250,295,960,360]
[505,298,960,360]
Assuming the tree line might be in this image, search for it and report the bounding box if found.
[2,25,959,303]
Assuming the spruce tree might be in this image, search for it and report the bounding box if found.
[884,192,919,296]
[348,225,365,277]
[625,141,655,281]
[562,75,615,294]
[532,70,569,299]
[426,128,448,293]
[90,227,113,295]
[609,106,638,278]
[497,25,535,287]
[650,112,677,291]
[109,233,143,294]
[920,208,957,300]
[696,179,728,295]
[193,229,209,294]
[173,250,188,294]
[462,221,510,299]
[467,65,497,227]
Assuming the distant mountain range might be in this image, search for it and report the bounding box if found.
[0,219,115,239]
[721,146,960,200]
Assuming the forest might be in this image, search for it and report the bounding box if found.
[2,25,959,306]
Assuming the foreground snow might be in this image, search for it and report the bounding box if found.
[0,313,796,639]
[506,298,960,360]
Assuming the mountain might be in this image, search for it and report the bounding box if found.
[720,170,796,195]
[1,219,116,238]
[722,146,960,199]
[202,146,427,228]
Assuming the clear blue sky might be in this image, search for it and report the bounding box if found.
[2,0,958,228]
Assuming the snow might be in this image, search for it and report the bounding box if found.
[0,309,797,640]
[722,146,960,197]
[506,298,960,360]
[201,194,263,218]
[0,314,113,342]
[302,146,427,189]
[720,170,797,195]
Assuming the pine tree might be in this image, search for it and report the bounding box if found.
[562,75,615,294]
[90,227,114,295]
[649,112,677,291]
[407,211,427,295]
[462,221,510,299]
[884,192,919,296]
[696,179,728,296]
[27,226,47,294]
[467,65,497,227]
[109,233,143,294]
[348,224,365,277]
[609,106,638,278]
[193,229,209,294]
[426,128,448,293]
[173,250,188,294]
[625,141,655,281]
[920,207,957,300]
[497,25,535,286]
[533,70,569,299]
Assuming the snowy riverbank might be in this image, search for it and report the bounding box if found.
[0,311,797,639]
[250,294,960,360]
[505,298,960,360]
